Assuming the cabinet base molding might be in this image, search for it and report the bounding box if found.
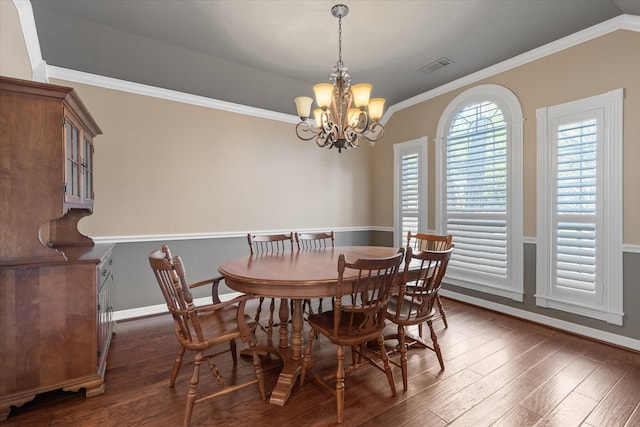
[0,372,107,421]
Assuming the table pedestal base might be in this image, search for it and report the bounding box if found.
[241,299,309,406]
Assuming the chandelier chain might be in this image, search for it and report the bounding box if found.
[337,14,343,68]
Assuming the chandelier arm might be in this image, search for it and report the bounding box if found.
[315,131,332,148]
[327,122,341,144]
[349,110,369,134]
[295,121,320,141]
[360,122,385,143]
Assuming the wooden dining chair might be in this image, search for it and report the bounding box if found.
[295,230,335,314]
[300,249,405,424]
[406,231,453,329]
[247,232,294,340]
[385,246,453,391]
[148,245,265,426]
[294,230,335,250]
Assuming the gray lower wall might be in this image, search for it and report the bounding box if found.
[111,230,383,312]
[111,230,639,343]
[442,243,640,341]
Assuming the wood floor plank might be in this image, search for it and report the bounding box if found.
[584,363,640,427]
[574,351,637,401]
[516,341,584,388]
[401,410,447,427]
[446,379,534,427]
[519,356,599,416]
[3,299,639,427]
[534,391,599,427]
[362,369,481,426]
[492,404,540,427]
[467,332,547,376]
[430,359,528,422]
[624,403,640,427]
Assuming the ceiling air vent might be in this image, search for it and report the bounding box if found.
[418,57,455,74]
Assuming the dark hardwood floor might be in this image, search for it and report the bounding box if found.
[4,298,640,426]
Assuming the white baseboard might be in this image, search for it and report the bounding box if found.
[112,292,243,322]
[440,289,640,352]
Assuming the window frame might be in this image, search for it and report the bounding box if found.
[535,88,624,325]
[393,137,428,248]
[435,84,524,301]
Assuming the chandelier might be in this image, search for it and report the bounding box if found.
[294,4,385,153]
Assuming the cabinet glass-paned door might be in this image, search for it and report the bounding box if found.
[65,119,80,198]
[83,137,93,200]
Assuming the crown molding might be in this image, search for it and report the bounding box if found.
[46,65,298,124]
[11,0,46,81]
[13,2,638,128]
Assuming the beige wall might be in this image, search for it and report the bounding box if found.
[374,30,640,245]
[52,82,373,237]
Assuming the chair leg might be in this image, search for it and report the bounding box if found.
[300,327,316,386]
[398,325,408,391]
[255,297,264,325]
[336,344,345,424]
[352,345,360,367]
[170,346,185,387]
[205,356,225,387]
[183,351,202,427]
[437,294,448,328]
[428,319,445,370]
[248,331,266,400]
[377,335,396,397]
[303,299,314,315]
[267,298,276,340]
[229,339,237,365]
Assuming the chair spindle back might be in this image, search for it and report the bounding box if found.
[392,247,453,324]
[295,231,335,250]
[247,232,294,254]
[333,249,405,338]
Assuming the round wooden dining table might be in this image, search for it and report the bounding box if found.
[218,245,403,406]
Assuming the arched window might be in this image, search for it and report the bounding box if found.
[436,85,524,300]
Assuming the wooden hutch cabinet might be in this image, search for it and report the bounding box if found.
[0,76,115,420]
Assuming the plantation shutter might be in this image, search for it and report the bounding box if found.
[400,152,419,247]
[446,101,508,279]
[554,118,598,293]
[394,138,427,248]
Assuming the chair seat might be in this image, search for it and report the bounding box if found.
[179,305,256,351]
[386,295,437,326]
[307,310,386,345]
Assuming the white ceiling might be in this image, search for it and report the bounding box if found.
[29,0,639,115]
